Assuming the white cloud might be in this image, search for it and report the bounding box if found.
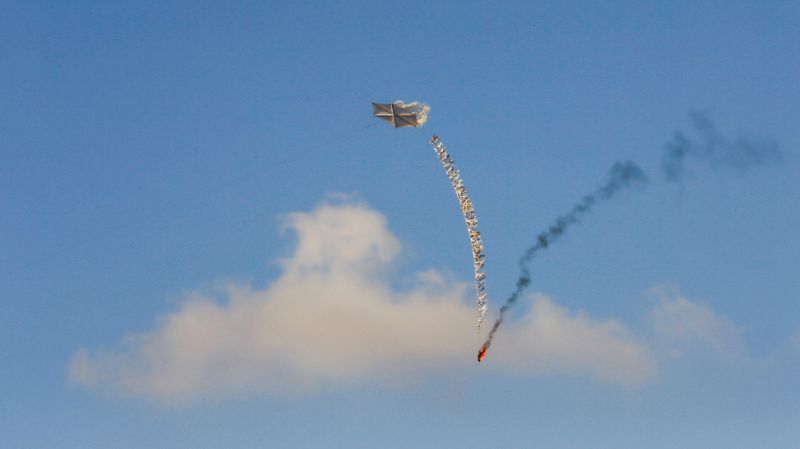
[70,199,654,401]
[648,286,745,358]
[490,294,654,385]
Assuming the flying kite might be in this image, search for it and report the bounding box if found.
[373,101,488,328]
[372,102,429,128]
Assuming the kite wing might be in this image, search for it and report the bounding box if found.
[372,102,423,128]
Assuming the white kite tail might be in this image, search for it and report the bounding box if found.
[430,135,488,328]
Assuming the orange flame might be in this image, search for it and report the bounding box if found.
[477,346,488,362]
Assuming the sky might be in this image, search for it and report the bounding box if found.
[2,1,799,448]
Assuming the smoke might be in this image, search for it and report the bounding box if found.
[480,161,648,356]
[395,100,430,126]
[479,113,784,361]
[662,112,783,181]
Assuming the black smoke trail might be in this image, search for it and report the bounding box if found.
[662,112,782,181]
[478,161,648,360]
[477,113,784,362]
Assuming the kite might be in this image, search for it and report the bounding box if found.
[373,101,488,328]
[372,101,430,128]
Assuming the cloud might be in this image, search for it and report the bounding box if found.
[648,286,746,358]
[70,199,654,401]
[490,294,654,384]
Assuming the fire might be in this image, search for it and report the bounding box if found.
[477,346,488,362]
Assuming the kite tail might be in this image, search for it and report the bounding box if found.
[431,135,488,328]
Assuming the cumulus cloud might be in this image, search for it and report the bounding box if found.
[70,199,654,401]
[489,295,654,384]
[648,286,746,358]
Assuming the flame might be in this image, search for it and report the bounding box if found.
[477,346,488,362]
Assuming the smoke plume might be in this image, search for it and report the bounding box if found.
[479,113,784,361]
[662,112,782,181]
[479,161,648,357]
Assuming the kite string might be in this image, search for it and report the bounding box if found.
[429,134,488,328]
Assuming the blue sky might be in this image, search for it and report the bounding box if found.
[2,1,799,448]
